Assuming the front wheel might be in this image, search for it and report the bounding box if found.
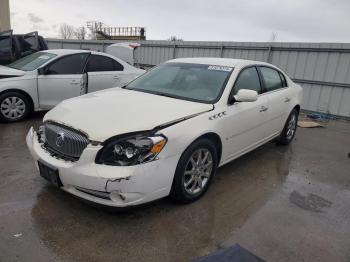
[0,91,31,122]
[171,138,218,203]
[277,108,299,145]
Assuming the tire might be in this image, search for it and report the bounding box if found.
[277,108,299,145]
[0,91,32,122]
[171,138,218,203]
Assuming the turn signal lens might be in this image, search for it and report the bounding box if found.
[150,139,167,154]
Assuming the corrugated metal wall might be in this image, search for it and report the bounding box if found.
[46,39,350,118]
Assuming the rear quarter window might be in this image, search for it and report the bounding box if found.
[279,72,288,87]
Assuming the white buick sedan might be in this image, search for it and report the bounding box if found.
[26,58,302,207]
[0,49,145,122]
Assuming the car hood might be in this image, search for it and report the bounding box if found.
[0,65,26,77]
[44,88,213,141]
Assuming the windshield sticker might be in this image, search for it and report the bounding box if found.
[208,65,232,72]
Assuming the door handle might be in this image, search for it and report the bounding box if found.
[70,80,80,85]
[284,97,291,102]
[113,76,120,79]
[260,106,268,112]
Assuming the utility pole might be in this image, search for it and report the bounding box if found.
[0,0,11,31]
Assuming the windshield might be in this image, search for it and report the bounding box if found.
[126,63,233,103]
[8,52,57,71]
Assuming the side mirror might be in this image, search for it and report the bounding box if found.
[37,67,46,75]
[232,89,258,103]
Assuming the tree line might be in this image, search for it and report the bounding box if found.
[59,23,89,40]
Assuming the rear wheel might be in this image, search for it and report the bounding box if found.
[0,91,31,122]
[277,108,299,145]
[171,138,218,203]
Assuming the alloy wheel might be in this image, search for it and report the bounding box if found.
[183,148,213,195]
[286,113,297,140]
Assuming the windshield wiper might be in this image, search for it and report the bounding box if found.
[153,92,179,99]
[122,88,180,99]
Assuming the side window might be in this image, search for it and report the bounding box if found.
[233,67,261,94]
[260,67,283,91]
[86,55,123,72]
[46,54,88,75]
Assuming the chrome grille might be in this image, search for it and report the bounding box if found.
[44,122,89,161]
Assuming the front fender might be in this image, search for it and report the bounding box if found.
[158,107,226,162]
[0,78,39,109]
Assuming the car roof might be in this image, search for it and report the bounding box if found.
[167,57,271,68]
[40,49,88,55]
[37,49,132,68]
[41,49,111,56]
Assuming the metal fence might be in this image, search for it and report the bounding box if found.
[46,39,350,118]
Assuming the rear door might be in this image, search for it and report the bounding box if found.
[0,30,14,65]
[38,36,48,50]
[85,54,124,93]
[37,53,89,109]
[258,66,290,136]
[221,66,270,161]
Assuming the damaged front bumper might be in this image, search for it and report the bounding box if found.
[26,127,179,207]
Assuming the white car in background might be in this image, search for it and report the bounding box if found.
[26,58,302,208]
[0,49,145,122]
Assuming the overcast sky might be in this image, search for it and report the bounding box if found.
[9,0,350,42]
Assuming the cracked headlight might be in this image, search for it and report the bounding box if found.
[96,134,167,166]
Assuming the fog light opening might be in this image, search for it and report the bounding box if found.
[119,193,126,201]
[111,190,126,201]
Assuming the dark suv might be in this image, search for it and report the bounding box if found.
[0,30,48,65]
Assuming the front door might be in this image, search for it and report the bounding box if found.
[221,66,270,162]
[37,53,89,109]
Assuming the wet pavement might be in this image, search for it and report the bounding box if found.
[0,112,349,262]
